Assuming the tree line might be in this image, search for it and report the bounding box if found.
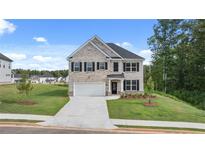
[13,69,69,78]
[147,19,205,109]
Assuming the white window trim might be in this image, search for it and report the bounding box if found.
[125,63,131,72]
[74,62,80,72]
[99,62,105,70]
[125,62,138,72]
[125,80,131,91]
[86,62,93,72]
[113,62,119,72]
[125,80,138,91]
[132,63,137,72]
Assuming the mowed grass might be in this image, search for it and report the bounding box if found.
[0,84,68,115]
[107,94,205,123]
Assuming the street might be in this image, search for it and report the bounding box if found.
[0,124,204,134]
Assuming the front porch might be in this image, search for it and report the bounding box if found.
[107,73,124,96]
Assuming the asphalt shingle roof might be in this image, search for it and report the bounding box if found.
[107,73,124,78]
[106,43,145,60]
[0,52,13,62]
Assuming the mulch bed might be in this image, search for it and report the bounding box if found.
[144,102,158,106]
[17,100,37,105]
[121,95,157,99]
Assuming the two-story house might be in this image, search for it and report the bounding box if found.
[0,52,13,84]
[67,36,144,96]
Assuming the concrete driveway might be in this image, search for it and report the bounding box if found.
[41,96,116,129]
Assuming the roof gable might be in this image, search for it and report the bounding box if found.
[68,36,110,59]
[91,36,123,59]
[67,36,145,60]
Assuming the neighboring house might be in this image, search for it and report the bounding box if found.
[0,52,13,84]
[38,74,56,84]
[67,36,144,96]
[65,75,69,83]
[30,75,40,83]
[12,74,22,83]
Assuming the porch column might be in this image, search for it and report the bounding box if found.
[121,79,124,92]
[108,79,111,93]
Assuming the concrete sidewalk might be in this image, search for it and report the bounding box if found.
[0,113,52,121]
[111,119,205,130]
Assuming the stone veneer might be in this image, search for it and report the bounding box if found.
[68,38,144,96]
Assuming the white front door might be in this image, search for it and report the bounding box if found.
[74,82,105,96]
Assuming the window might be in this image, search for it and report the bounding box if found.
[125,63,131,71]
[132,63,137,71]
[9,65,11,69]
[3,65,5,68]
[125,80,131,90]
[86,62,93,71]
[113,62,119,72]
[132,80,137,90]
[99,62,105,70]
[124,80,139,91]
[74,62,80,72]
[124,62,139,72]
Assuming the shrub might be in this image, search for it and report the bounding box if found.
[170,90,205,110]
[156,90,205,110]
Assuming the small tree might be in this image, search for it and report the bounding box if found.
[146,76,155,104]
[16,74,34,96]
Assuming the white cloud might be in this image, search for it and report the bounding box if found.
[5,53,27,60]
[1,44,78,70]
[33,55,52,62]
[138,49,153,65]
[33,37,47,43]
[115,42,133,49]
[0,19,16,35]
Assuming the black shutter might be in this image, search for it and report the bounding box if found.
[123,80,126,91]
[137,80,139,91]
[80,62,82,71]
[123,63,125,72]
[105,62,108,70]
[137,62,139,72]
[97,62,99,70]
[84,62,87,72]
[92,62,95,71]
[71,62,74,72]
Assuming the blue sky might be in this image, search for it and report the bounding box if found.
[0,19,156,70]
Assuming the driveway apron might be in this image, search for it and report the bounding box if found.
[40,96,116,129]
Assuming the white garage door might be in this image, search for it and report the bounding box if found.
[74,82,105,96]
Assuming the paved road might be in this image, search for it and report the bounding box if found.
[41,96,116,129]
[0,125,203,134]
[0,125,130,134]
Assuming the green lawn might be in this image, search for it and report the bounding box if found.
[0,84,68,115]
[107,94,205,123]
